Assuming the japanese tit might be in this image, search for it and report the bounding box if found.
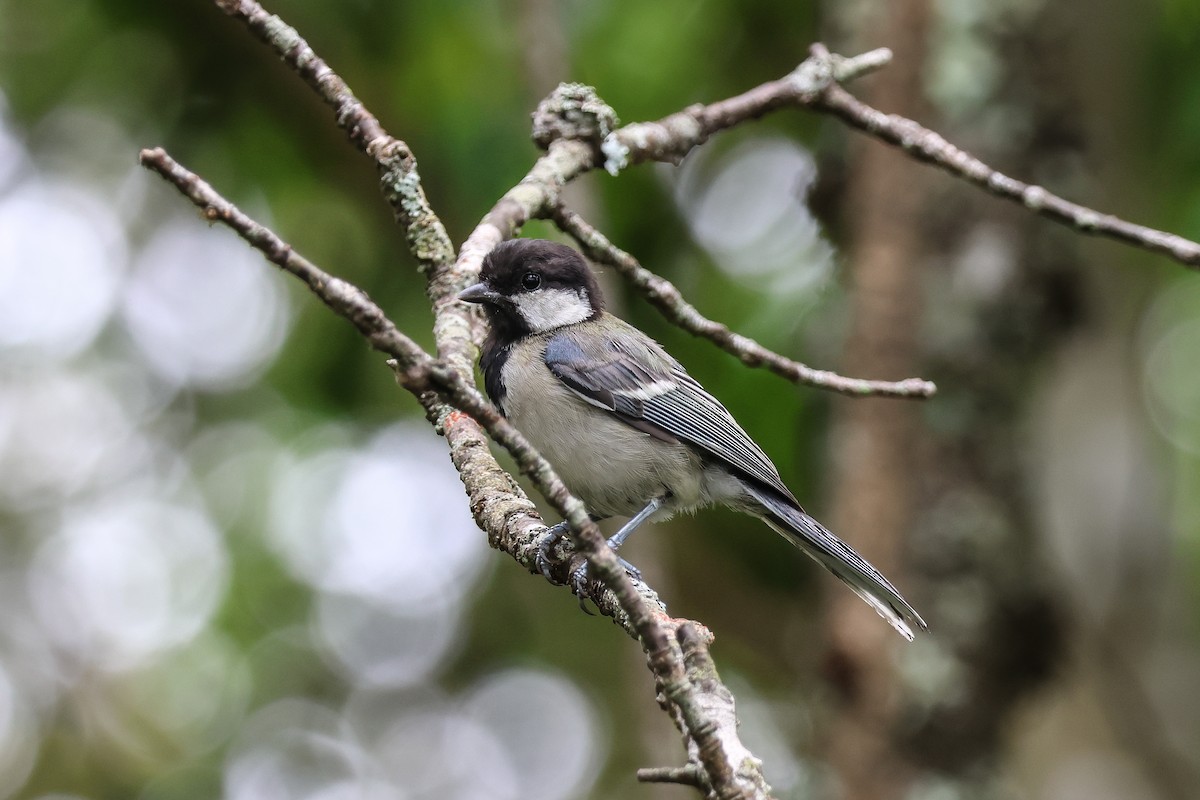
[459,239,926,641]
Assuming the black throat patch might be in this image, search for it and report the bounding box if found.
[479,337,514,412]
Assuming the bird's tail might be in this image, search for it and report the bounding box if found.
[744,483,927,641]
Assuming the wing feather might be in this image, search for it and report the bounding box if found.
[544,324,796,502]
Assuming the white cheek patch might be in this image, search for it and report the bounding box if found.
[514,288,592,332]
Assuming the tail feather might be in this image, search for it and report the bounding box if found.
[745,484,927,641]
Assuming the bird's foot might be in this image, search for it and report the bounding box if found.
[535,521,571,580]
[568,555,643,590]
[537,520,642,612]
[568,538,643,612]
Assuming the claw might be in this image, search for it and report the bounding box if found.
[535,521,570,581]
[570,561,591,592]
[568,556,597,614]
[618,554,642,582]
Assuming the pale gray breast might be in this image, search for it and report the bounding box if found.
[500,336,705,518]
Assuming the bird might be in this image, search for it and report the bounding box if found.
[458,238,926,641]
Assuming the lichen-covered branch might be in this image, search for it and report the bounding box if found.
[140,146,770,800]
[549,203,936,398]
[138,146,656,624]
[210,0,664,635]
[207,2,551,618]
[670,623,773,798]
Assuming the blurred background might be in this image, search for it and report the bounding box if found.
[1,0,1199,798]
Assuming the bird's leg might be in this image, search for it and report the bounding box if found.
[607,496,664,551]
[569,496,665,600]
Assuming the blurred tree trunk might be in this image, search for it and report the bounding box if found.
[821,2,932,799]
[821,1,1073,797]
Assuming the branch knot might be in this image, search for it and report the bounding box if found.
[531,83,620,150]
[790,44,894,97]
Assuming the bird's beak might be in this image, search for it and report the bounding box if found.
[458,282,499,305]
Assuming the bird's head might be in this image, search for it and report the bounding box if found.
[458,239,606,337]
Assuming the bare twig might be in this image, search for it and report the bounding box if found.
[597,48,894,175]
[550,203,937,398]
[535,41,1200,271]
[140,146,770,800]
[213,0,456,276]
[638,765,705,787]
[802,44,1200,269]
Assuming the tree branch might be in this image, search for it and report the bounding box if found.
[801,44,1200,269]
[139,146,770,799]
[671,623,773,798]
[137,145,657,626]
[213,0,456,276]
[208,0,679,671]
[548,203,936,398]
[207,3,559,629]
[639,765,705,787]
[596,48,894,174]
[450,66,939,401]
[538,41,1200,271]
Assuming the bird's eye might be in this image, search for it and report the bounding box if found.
[520,272,542,290]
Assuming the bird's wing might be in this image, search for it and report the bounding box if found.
[543,323,797,503]
[545,322,928,641]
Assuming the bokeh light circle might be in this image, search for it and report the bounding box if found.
[29,497,230,673]
[0,178,124,360]
[268,423,488,610]
[122,218,292,390]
